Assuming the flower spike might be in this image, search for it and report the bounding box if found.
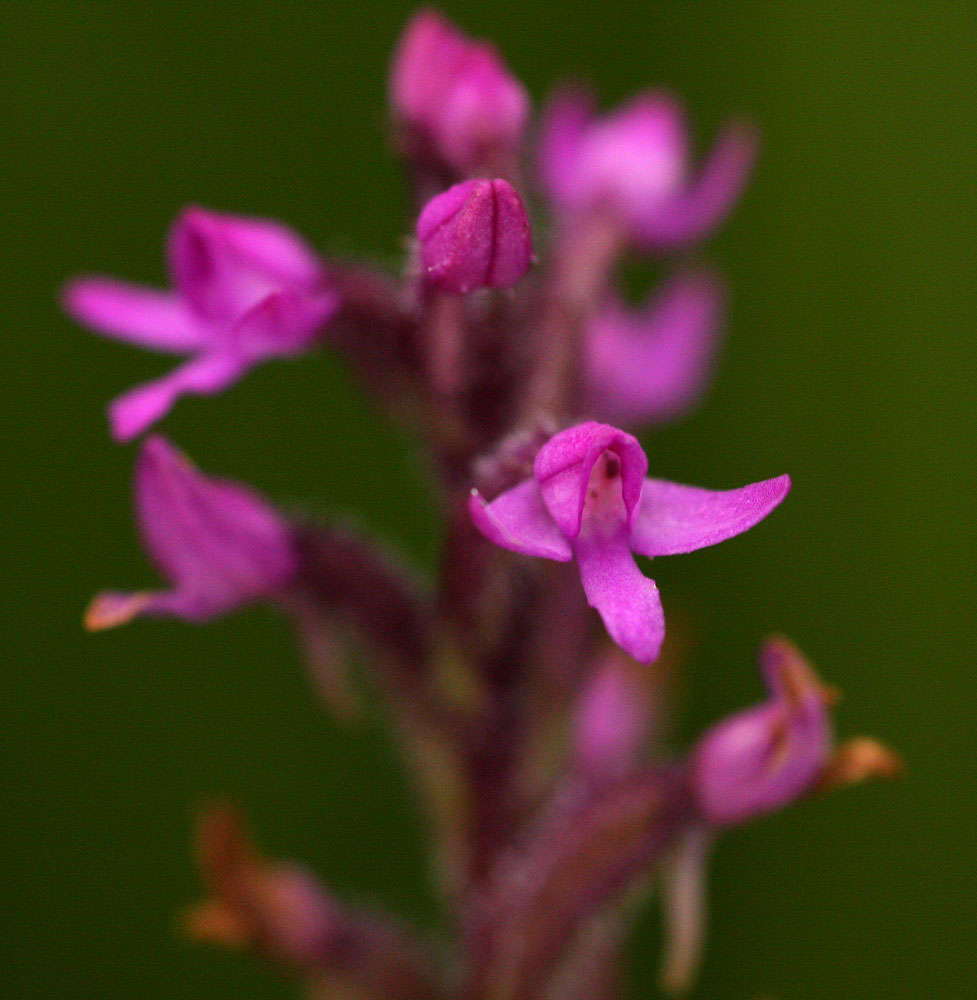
[64,206,337,440]
[470,422,789,661]
[85,435,297,630]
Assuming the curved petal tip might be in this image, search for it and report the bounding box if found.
[84,591,151,631]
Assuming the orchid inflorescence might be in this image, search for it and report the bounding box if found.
[66,9,900,998]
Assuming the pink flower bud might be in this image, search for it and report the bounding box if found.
[390,9,529,173]
[417,178,532,293]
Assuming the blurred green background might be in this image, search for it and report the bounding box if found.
[3,1,975,996]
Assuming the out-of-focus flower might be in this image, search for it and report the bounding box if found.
[584,272,724,426]
[573,653,650,776]
[469,422,789,662]
[85,435,297,630]
[417,178,533,293]
[690,637,834,826]
[539,89,755,248]
[390,8,529,174]
[186,802,338,965]
[64,207,337,440]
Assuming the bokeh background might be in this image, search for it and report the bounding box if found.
[4,1,975,996]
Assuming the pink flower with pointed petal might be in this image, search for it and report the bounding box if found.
[690,637,834,826]
[539,89,756,249]
[64,207,338,441]
[85,435,297,631]
[470,422,789,662]
[584,272,724,426]
[390,9,529,173]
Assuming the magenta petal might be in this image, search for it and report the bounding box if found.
[578,92,687,222]
[108,351,249,442]
[86,438,296,629]
[574,528,665,663]
[691,638,832,826]
[390,10,466,121]
[63,277,206,353]
[584,273,724,425]
[169,207,322,323]
[198,213,324,288]
[433,46,530,171]
[534,422,648,539]
[469,481,572,561]
[537,87,593,208]
[136,436,296,616]
[629,474,791,557]
[229,289,338,361]
[637,122,757,248]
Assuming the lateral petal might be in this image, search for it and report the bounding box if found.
[63,277,206,353]
[629,474,790,557]
[469,480,572,561]
[584,273,723,426]
[637,122,756,248]
[108,351,249,442]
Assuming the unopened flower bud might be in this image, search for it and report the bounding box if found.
[691,637,833,826]
[390,9,529,173]
[417,178,532,293]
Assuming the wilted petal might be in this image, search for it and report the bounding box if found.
[63,277,206,353]
[87,436,296,628]
[637,122,757,248]
[574,527,664,663]
[469,480,572,561]
[108,351,248,442]
[629,474,791,558]
[584,273,723,425]
[691,637,833,826]
[534,422,647,539]
[84,590,153,631]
